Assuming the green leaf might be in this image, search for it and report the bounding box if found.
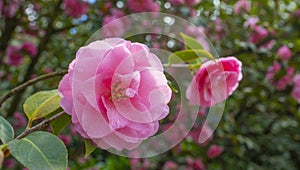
[8,131,67,170]
[84,139,96,158]
[0,115,14,144]
[50,111,71,136]
[168,49,215,65]
[23,90,61,124]
[180,32,204,50]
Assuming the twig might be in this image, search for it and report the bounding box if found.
[15,111,66,140]
[0,70,67,108]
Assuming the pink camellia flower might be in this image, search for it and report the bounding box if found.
[207,144,223,158]
[6,45,23,66]
[249,26,268,44]
[127,0,160,13]
[58,38,172,151]
[186,57,242,107]
[275,75,292,90]
[293,74,300,86]
[292,74,300,103]
[233,0,251,14]
[292,86,300,103]
[296,9,300,17]
[185,158,205,170]
[244,17,259,29]
[21,41,37,56]
[162,161,179,170]
[102,15,125,38]
[63,0,88,18]
[2,0,20,18]
[276,45,292,60]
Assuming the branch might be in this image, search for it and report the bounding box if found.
[0,70,67,108]
[15,111,66,140]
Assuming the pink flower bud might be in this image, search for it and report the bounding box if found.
[276,45,292,60]
[207,144,223,158]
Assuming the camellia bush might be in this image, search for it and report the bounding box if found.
[0,0,300,170]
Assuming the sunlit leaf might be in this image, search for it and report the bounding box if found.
[84,139,96,158]
[8,131,67,170]
[180,32,204,50]
[168,49,215,65]
[0,115,14,144]
[23,90,61,124]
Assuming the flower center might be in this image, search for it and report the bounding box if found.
[111,81,136,101]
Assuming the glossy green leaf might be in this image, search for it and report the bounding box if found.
[0,115,14,144]
[23,90,61,123]
[8,131,67,170]
[180,32,204,50]
[84,139,96,158]
[168,49,215,65]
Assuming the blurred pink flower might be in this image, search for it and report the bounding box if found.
[234,0,251,14]
[58,38,171,151]
[293,74,300,86]
[292,86,300,103]
[207,144,223,158]
[3,158,17,169]
[169,0,200,6]
[21,41,37,56]
[2,0,20,18]
[276,45,292,60]
[12,112,27,129]
[102,15,125,38]
[249,26,268,44]
[185,158,205,170]
[43,68,53,74]
[111,8,125,18]
[275,75,292,90]
[186,57,243,107]
[162,161,178,170]
[63,0,88,18]
[6,45,23,66]
[59,135,72,145]
[292,75,300,103]
[295,9,300,17]
[192,159,205,170]
[244,17,259,29]
[130,158,141,170]
[127,0,160,13]
[169,0,185,5]
[186,0,201,6]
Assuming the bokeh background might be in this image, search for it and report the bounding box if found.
[1,0,300,169]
